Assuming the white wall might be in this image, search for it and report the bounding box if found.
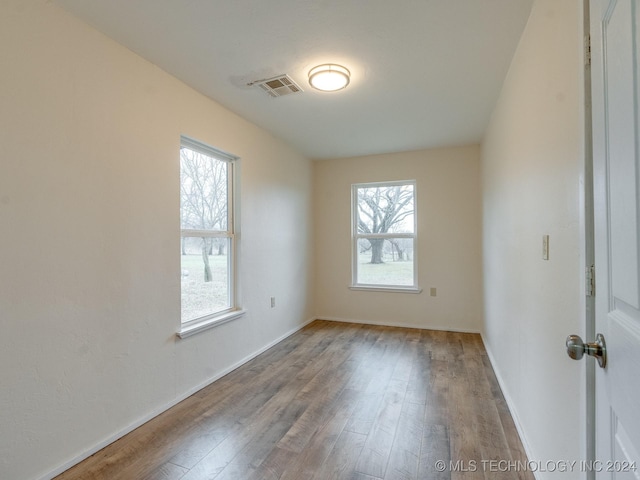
[314,146,483,332]
[481,0,586,477]
[0,1,314,479]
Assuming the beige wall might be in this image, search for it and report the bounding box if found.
[314,146,483,332]
[0,1,314,479]
[481,0,586,476]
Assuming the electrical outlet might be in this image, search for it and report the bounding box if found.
[270,297,276,308]
[430,287,437,297]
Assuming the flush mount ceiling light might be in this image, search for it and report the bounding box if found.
[308,64,350,92]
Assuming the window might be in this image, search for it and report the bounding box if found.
[179,137,242,337]
[351,180,420,292]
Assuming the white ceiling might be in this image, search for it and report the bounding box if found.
[55,0,533,159]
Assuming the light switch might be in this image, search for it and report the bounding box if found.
[542,235,549,260]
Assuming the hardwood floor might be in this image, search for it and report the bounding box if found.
[54,321,534,480]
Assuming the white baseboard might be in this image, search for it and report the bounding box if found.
[40,317,316,480]
[481,335,541,480]
[316,315,481,334]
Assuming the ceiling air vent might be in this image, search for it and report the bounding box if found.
[248,74,303,98]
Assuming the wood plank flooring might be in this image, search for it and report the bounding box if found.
[54,321,534,480]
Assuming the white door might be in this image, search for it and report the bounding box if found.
[590,0,640,477]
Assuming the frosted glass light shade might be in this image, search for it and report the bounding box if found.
[308,64,350,92]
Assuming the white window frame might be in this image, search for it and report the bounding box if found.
[178,136,244,338]
[350,180,421,293]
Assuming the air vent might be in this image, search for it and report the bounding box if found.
[248,74,303,98]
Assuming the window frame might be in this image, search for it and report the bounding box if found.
[350,180,421,293]
[178,136,244,338]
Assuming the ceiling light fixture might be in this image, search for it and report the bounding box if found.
[308,64,350,92]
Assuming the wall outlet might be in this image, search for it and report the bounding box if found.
[430,287,437,297]
[270,296,276,308]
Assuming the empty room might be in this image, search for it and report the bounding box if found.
[1,0,639,479]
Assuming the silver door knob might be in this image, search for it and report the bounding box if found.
[566,333,607,368]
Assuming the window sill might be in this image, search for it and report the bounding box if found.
[177,309,246,339]
[349,285,423,294]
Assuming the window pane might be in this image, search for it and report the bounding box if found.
[181,237,230,321]
[356,184,414,235]
[180,147,228,231]
[356,238,414,286]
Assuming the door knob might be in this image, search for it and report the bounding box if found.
[566,333,607,368]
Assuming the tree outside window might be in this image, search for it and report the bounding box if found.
[180,138,236,323]
[352,181,417,288]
